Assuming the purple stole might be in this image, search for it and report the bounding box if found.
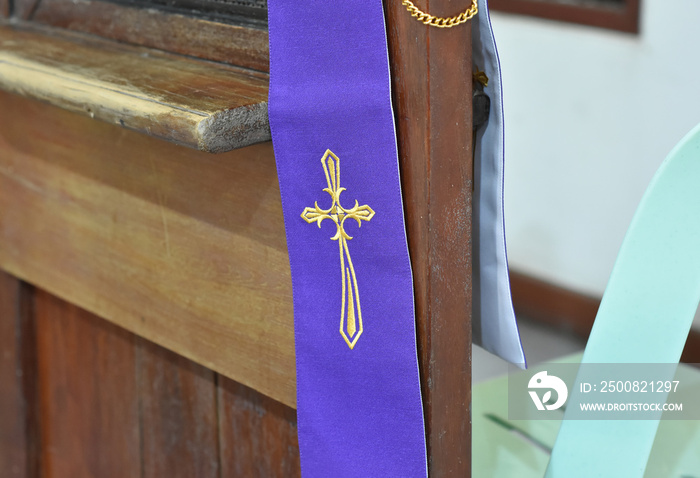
[267,1,428,476]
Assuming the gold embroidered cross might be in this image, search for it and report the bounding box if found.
[301,150,375,349]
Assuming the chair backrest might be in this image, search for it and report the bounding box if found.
[546,123,700,476]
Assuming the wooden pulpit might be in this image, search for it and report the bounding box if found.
[0,1,473,476]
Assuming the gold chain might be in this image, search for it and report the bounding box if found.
[402,0,478,28]
[473,67,489,87]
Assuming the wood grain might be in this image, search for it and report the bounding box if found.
[218,376,300,478]
[34,289,142,478]
[139,340,220,478]
[33,0,270,72]
[0,272,27,478]
[489,0,640,34]
[0,22,270,153]
[386,2,473,476]
[21,284,302,475]
[108,0,267,23]
[0,91,296,407]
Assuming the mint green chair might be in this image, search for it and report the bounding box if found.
[474,123,700,477]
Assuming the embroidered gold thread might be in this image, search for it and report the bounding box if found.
[301,150,375,349]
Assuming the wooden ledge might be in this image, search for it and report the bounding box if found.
[0,91,295,407]
[0,21,271,152]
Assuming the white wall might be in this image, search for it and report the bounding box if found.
[492,0,700,324]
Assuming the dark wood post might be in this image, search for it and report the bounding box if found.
[385,2,474,476]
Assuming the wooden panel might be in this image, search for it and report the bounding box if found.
[34,289,142,477]
[139,340,220,478]
[0,92,296,407]
[0,272,27,478]
[218,376,300,478]
[0,22,270,153]
[386,2,473,476]
[110,0,267,23]
[12,0,40,20]
[33,0,270,72]
[31,286,299,476]
[489,0,640,34]
[510,270,700,364]
[510,270,600,338]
